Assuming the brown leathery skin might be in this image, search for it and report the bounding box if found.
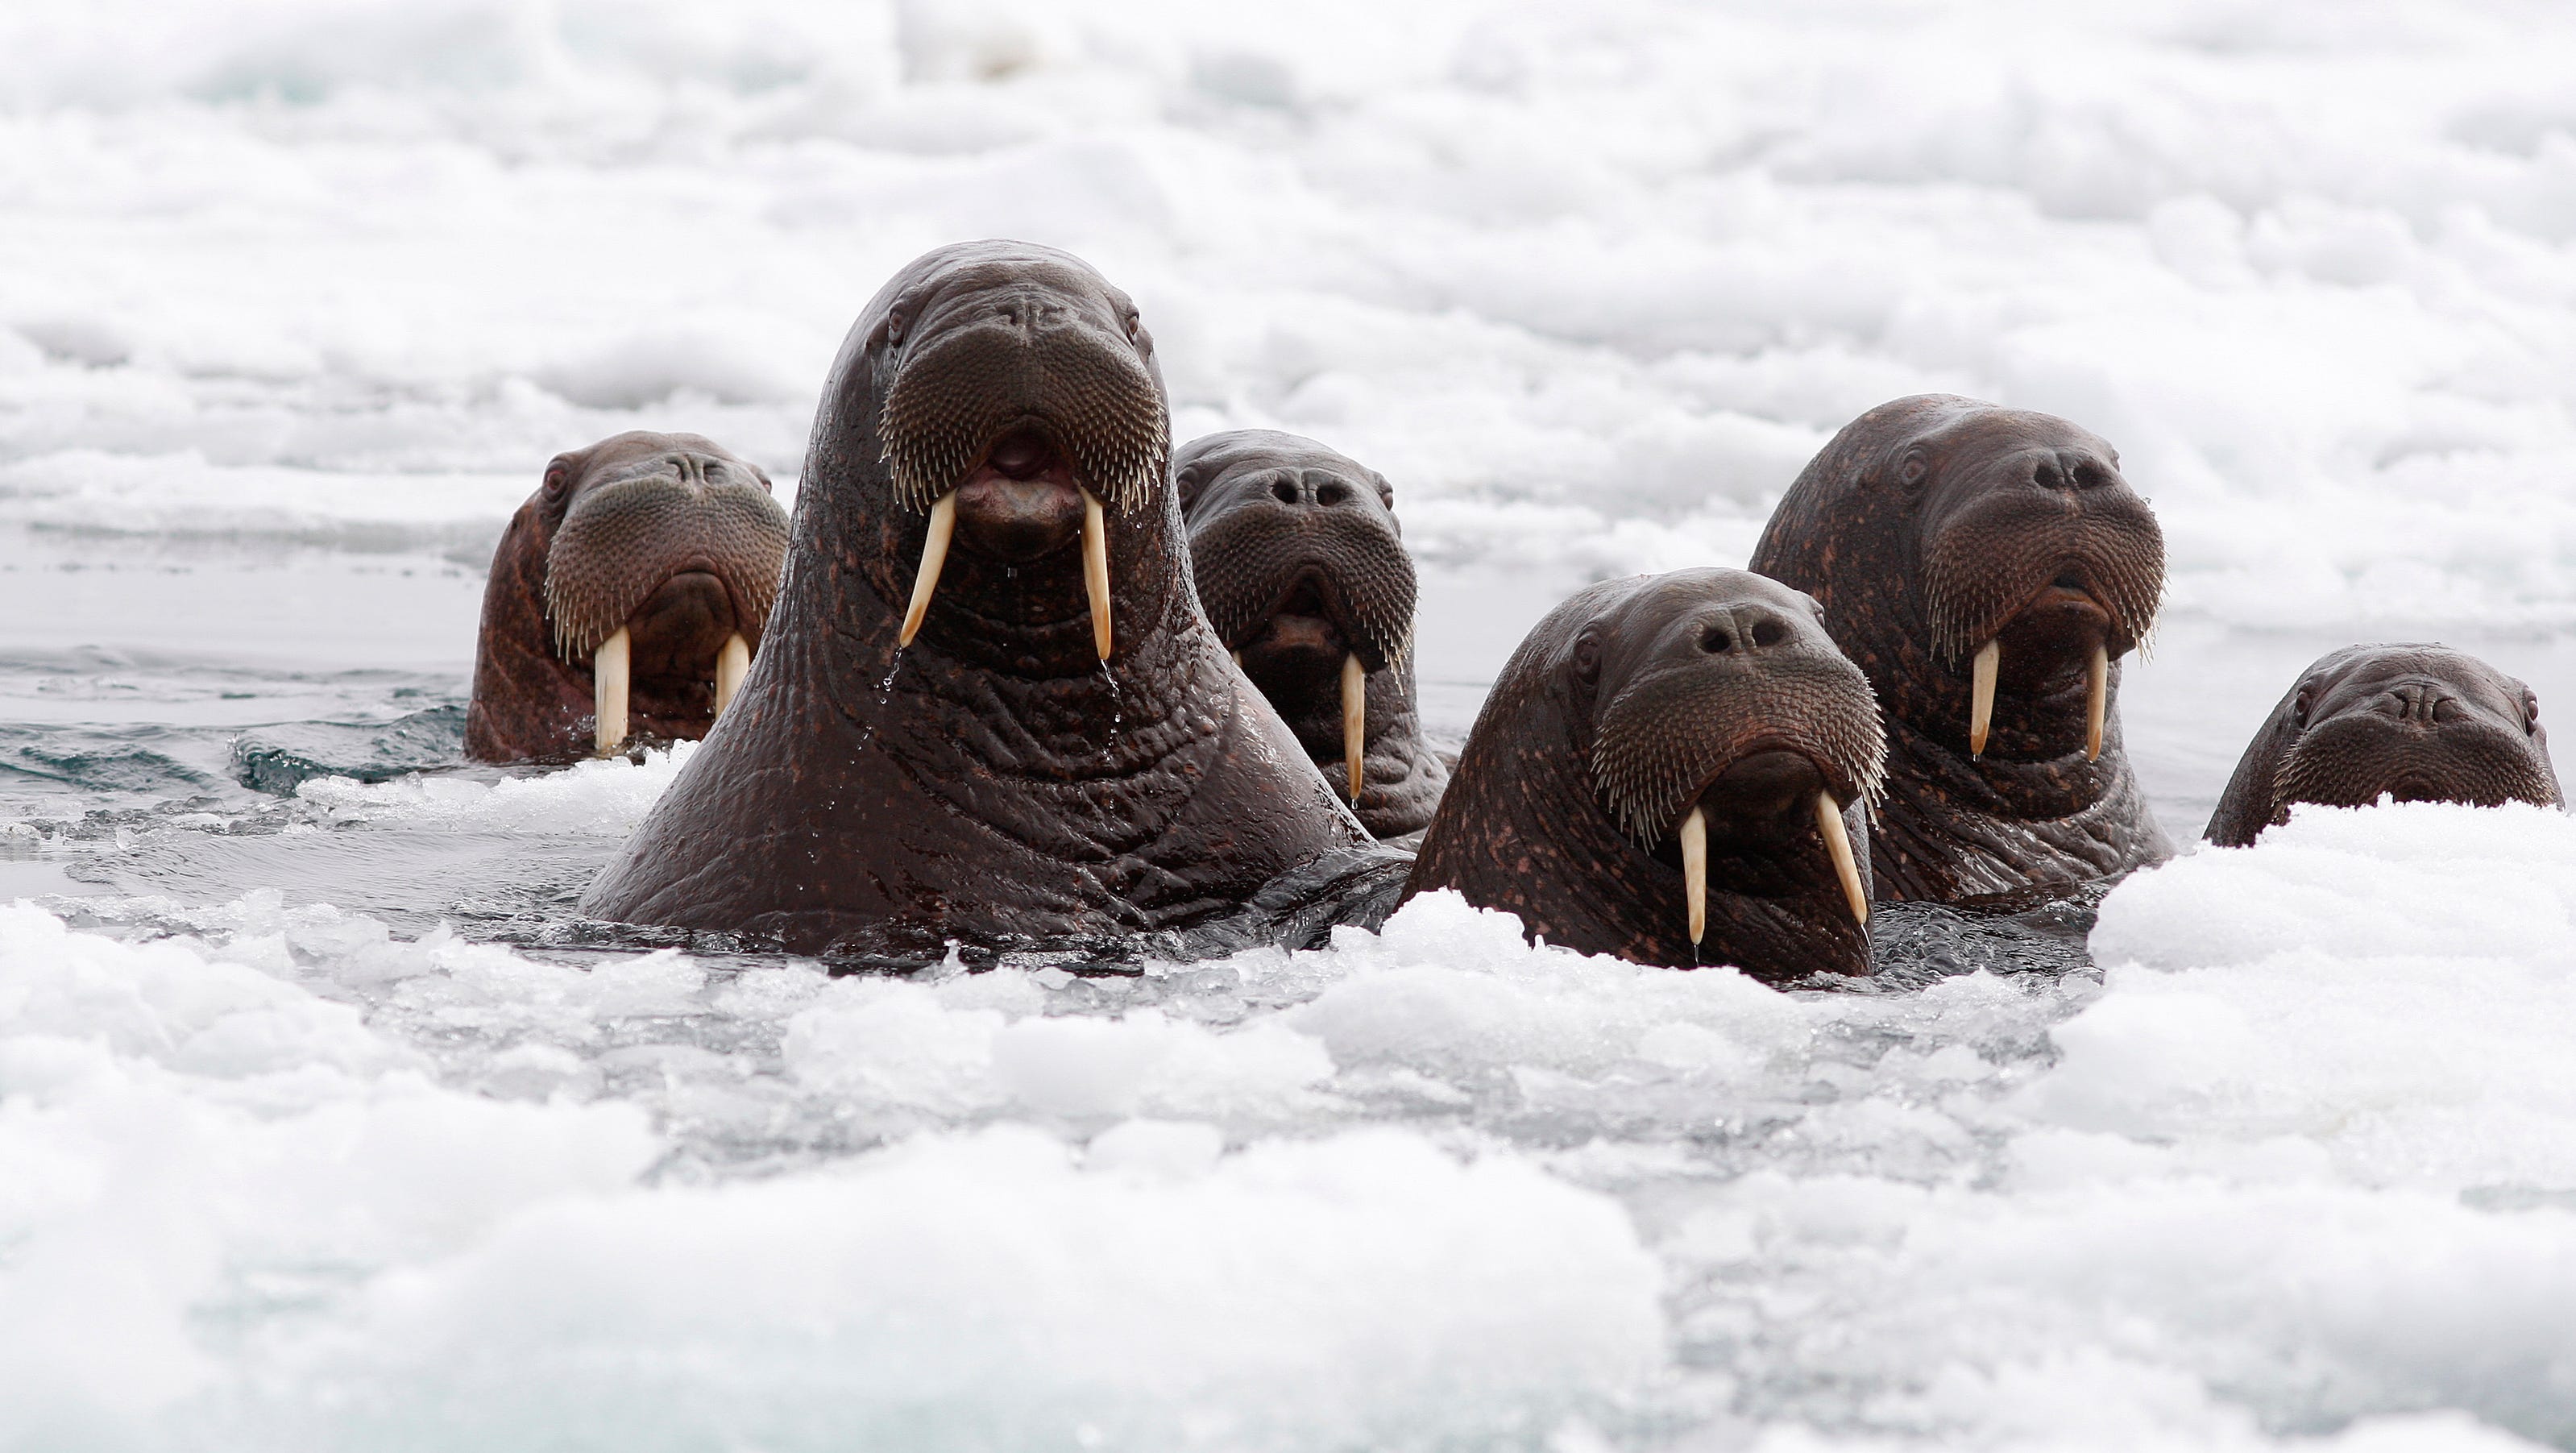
[1750,394,2174,901]
[465,431,788,764]
[1401,568,1884,982]
[2205,644,2562,846]
[1177,429,1448,838]
[580,241,1361,955]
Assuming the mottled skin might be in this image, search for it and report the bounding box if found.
[465,431,788,764]
[1751,395,2172,901]
[582,242,1360,956]
[2206,644,2562,845]
[1402,569,1885,982]
[1177,430,1448,838]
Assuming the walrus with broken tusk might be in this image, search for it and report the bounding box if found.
[465,430,790,763]
[2205,643,2563,845]
[580,241,1362,955]
[1400,568,1883,982]
[1177,430,1449,839]
[1750,395,2172,901]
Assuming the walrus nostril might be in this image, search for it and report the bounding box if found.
[1701,626,1733,654]
[1750,617,1788,649]
[1270,475,1300,505]
[1315,479,1352,506]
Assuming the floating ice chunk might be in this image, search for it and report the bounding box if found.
[295,741,696,835]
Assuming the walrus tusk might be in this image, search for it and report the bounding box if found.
[1679,804,1707,946]
[1082,489,1112,661]
[1342,653,1367,800]
[1968,638,1999,758]
[715,633,750,718]
[1817,791,1867,925]
[1231,649,1242,670]
[898,492,956,648]
[593,626,630,755]
[2085,641,2108,762]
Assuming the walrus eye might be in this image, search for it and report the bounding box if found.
[2526,692,2542,733]
[2290,688,2313,729]
[1898,451,1928,490]
[885,312,906,347]
[541,460,573,499]
[1573,632,1603,685]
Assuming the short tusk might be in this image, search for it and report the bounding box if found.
[1341,653,1367,801]
[898,492,957,648]
[2085,641,2108,762]
[1969,638,1999,758]
[1816,791,1868,925]
[1082,490,1113,661]
[1679,805,1707,946]
[593,626,630,755]
[715,633,750,718]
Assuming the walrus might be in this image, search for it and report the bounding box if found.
[464,431,790,763]
[579,242,1362,956]
[1400,568,1883,982]
[1176,430,1449,839]
[1749,395,2172,901]
[2205,643,2562,845]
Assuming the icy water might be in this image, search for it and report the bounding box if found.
[14,1,2576,1449]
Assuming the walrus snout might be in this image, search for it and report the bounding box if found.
[2208,645,2563,845]
[951,426,1086,563]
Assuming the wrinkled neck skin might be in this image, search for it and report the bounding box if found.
[1402,641,1870,982]
[464,499,715,764]
[581,248,1359,957]
[1240,649,1446,839]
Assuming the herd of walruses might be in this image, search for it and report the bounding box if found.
[462,241,2565,982]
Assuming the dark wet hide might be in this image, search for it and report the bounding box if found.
[229,703,467,794]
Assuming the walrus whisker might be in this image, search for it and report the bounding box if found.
[898,492,958,649]
[1342,652,1366,800]
[2085,641,2108,762]
[1082,489,1113,660]
[1969,638,1999,758]
[594,626,630,755]
[1679,804,1707,946]
[1817,791,1867,925]
[716,633,750,718]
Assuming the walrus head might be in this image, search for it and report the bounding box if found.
[1750,395,2174,899]
[2205,644,2562,846]
[579,242,1359,954]
[464,431,788,764]
[1402,568,1883,981]
[1176,429,1447,837]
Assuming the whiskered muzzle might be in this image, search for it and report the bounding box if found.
[879,323,1167,519]
[2275,716,2561,816]
[544,479,786,666]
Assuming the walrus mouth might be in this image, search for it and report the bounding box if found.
[880,311,1167,663]
[1591,662,1885,945]
[1659,748,1874,945]
[2273,717,2559,817]
[1212,568,1416,803]
[544,476,787,754]
[1952,576,2136,763]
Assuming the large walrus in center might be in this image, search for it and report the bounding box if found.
[581,242,1361,955]
[1751,395,2172,900]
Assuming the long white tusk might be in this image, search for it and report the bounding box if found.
[1082,490,1112,661]
[2085,641,2109,762]
[1342,653,1367,800]
[1680,805,1707,946]
[593,626,630,755]
[715,633,750,718]
[898,492,957,648]
[1816,791,1868,925]
[1969,638,1999,758]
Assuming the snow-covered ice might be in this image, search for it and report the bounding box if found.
[6,0,2576,1447]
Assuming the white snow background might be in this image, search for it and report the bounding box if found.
[6,0,2576,1448]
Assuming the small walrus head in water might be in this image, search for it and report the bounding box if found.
[465,430,789,764]
[1751,395,2172,901]
[1177,430,1449,838]
[1402,569,1883,982]
[2205,644,2562,846]
[581,242,1358,954]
